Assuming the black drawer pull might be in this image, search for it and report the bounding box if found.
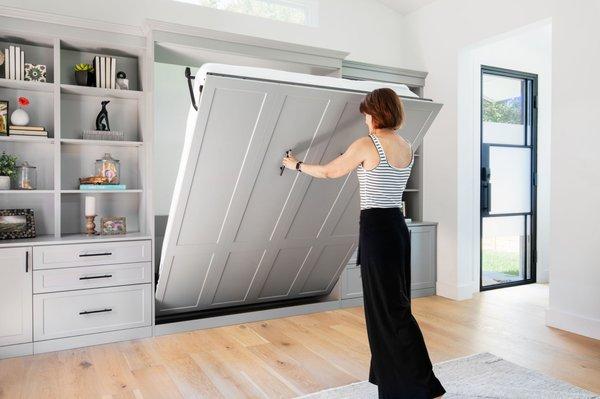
[79,252,113,258]
[79,308,112,315]
[79,274,113,280]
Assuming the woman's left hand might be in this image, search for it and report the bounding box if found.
[282,152,300,170]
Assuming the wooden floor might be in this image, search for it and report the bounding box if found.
[1,283,598,398]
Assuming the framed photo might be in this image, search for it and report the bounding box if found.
[0,100,8,135]
[0,209,36,240]
[100,216,126,235]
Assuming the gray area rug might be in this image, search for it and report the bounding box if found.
[296,352,599,399]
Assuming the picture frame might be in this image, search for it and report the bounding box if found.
[0,100,8,135]
[0,209,36,240]
[100,216,126,235]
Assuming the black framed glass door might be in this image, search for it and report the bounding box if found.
[480,66,537,290]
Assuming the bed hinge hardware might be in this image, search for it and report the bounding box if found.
[185,67,199,111]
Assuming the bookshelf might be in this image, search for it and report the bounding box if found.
[0,26,148,241]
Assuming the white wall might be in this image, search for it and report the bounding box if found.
[403,0,599,339]
[0,0,405,66]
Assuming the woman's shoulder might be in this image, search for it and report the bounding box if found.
[352,135,375,148]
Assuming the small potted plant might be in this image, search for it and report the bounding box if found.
[0,151,17,190]
[74,63,94,86]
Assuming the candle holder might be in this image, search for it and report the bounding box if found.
[85,215,98,236]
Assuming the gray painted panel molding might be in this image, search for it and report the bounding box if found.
[155,73,442,315]
[342,60,428,88]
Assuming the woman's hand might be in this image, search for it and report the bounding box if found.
[282,152,300,170]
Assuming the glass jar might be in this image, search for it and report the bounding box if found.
[16,161,37,190]
[95,153,120,184]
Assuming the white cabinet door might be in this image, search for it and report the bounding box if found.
[410,226,436,291]
[0,247,32,346]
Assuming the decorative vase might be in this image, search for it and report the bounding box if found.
[11,108,29,126]
[0,176,10,190]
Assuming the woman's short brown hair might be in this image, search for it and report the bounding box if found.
[359,88,405,130]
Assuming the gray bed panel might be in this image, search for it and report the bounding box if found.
[156,73,442,315]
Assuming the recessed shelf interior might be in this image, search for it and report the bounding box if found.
[61,192,140,235]
[0,86,54,137]
[60,47,140,90]
[0,140,55,190]
[61,143,141,190]
[60,93,140,140]
[0,38,55,82]
[0,191,55,236]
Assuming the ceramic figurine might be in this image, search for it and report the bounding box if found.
[95,100,110,131]
[116,71,129,90]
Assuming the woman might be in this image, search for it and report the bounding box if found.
[282,88,446,398]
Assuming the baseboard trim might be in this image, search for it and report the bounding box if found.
[33,326,152,355]
[154,299,341,336]
[340,297,363,308]
[436,280,475,300]
[0,342,33,359]
[546,308,600,340]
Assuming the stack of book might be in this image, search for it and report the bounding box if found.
[93,56,117,89]
[79,184,127,191]
[4,45,25,80]
[9,126,48,138]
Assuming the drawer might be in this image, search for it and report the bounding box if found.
[33,284,152,341]
[33,240,151,270]
[33,262,152,294]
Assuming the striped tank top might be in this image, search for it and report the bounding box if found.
[356,134,414,210]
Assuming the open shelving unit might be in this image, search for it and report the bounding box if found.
[0,26,149,241]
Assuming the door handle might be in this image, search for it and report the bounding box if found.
[25,250,29,273]
[78,252,113,258]
[280,149,292,176]
[79,274,113,280]
[79,308,112,315]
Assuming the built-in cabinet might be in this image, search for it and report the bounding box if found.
[0,247,32,347]
[0,239,152,358]
[341,223,437,301]
[0,15,439,359]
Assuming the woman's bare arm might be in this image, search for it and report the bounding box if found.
[282,137,369,179]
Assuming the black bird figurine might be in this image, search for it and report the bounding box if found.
[96,100,110,131]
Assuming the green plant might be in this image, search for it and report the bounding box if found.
[0,151,18,177]
[73,63,94,73]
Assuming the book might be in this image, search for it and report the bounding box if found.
[9,46,15,79]
[110,57,116,89]
[94,56,100,87]
[79,184,127,191]
[101,56,106,88]
[20,49,24,81]
[4,48,9,79]
[104,57,111,89]
[9,125,44,131]
[15,46,20,80]
[9,130,48,137]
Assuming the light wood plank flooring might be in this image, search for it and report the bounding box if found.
[1,283,598,398]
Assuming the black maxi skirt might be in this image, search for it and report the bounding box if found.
[358,207,446,399]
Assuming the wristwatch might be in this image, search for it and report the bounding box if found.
[296,161,303,172]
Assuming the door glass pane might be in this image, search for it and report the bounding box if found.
[482,216,529,287]
[482,74,525,145]
[489,146,531,214]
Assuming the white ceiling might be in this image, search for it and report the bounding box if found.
[376,0,439,15]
